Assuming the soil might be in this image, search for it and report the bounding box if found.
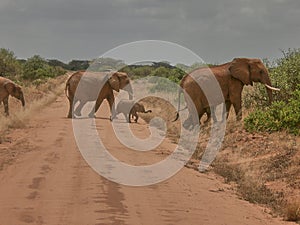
[0,92,296,225]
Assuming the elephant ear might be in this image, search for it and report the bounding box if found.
[4,82,16,94]
[229,58,252,85]
[108,73,120,92]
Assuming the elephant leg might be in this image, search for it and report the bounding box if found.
[94,99,102,114]
[214,103,228,122]
[123,112,130,123]
[232,101,242,121]
[211,106,218,122]
[229,82,243,121]
[90,101,101,118]
[203,106,221,125]
[74,100,85,117]
[106,92,116,120]
[134,113,139,123]
[224,101,231,120]
[131,113,136,122]
[203,108,212,125]
[129,114,132,123]
[184,109,204,130]
[3,97,9,116]
[88,97,104,118]
[67,98,75,118]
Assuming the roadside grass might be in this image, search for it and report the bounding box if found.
[212,121,299,222]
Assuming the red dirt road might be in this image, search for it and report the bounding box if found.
[0,93,293,225]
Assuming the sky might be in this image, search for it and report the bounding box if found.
[0,0,299,64]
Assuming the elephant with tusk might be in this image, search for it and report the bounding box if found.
[115,99,152,123]
[0,77,25,116]
[174,58,280,128]
[65,70,133,119]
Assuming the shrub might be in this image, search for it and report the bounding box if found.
[147,66,186,92]
[22,55,65,80]
[149,77,178,93]
[244,49,300,135]
[244,87,300,135]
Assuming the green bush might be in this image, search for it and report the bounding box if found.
[149,77,178,93]
[244,87,300,135]
[22,55,65,80]
[148,66,185,93]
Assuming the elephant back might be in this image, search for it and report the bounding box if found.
[75,71,110,101]
[189,68,225,107]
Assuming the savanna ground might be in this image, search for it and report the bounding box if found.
[0,72,299,224]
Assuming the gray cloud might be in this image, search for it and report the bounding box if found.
[0,0,299,63]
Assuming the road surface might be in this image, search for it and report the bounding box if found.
[0,92,292,225]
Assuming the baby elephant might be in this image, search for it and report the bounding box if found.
[0,77,25,116]
[116,99,152,123]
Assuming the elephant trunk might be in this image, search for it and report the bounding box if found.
[21,96,25,107]
[124,84,133,100]
[263,76,276,104]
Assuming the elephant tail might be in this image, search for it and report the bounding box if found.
[173,89,188,122]
[65,82,70,99]
[65,75,73,100]
[173,89,182,122]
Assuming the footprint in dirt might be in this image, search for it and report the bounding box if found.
[44,152,60,164]
[19,212,35,223]
[28,177,45,189]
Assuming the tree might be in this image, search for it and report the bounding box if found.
[47,59,68,69]
[0,48,22,79]
[68,60,90,71]
[23,55,65,80]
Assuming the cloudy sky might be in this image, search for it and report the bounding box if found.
[0,0,299,64]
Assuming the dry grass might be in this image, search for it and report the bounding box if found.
[212,121,299,221]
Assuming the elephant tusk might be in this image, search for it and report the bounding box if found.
[265,84,280,91]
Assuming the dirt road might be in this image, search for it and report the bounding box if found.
[0,93,293,225]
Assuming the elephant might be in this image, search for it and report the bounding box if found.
[0,77,25,116]
[174,58,280,128]
[115,99,152,123]
[65,70,133,119]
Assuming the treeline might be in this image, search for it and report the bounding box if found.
[0,49,66,82]
[47,59,90,71]
[0,48,209,85]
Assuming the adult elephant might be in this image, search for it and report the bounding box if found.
[65,70,133,119]
[174,58,280,128]
[0,77,25,116]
